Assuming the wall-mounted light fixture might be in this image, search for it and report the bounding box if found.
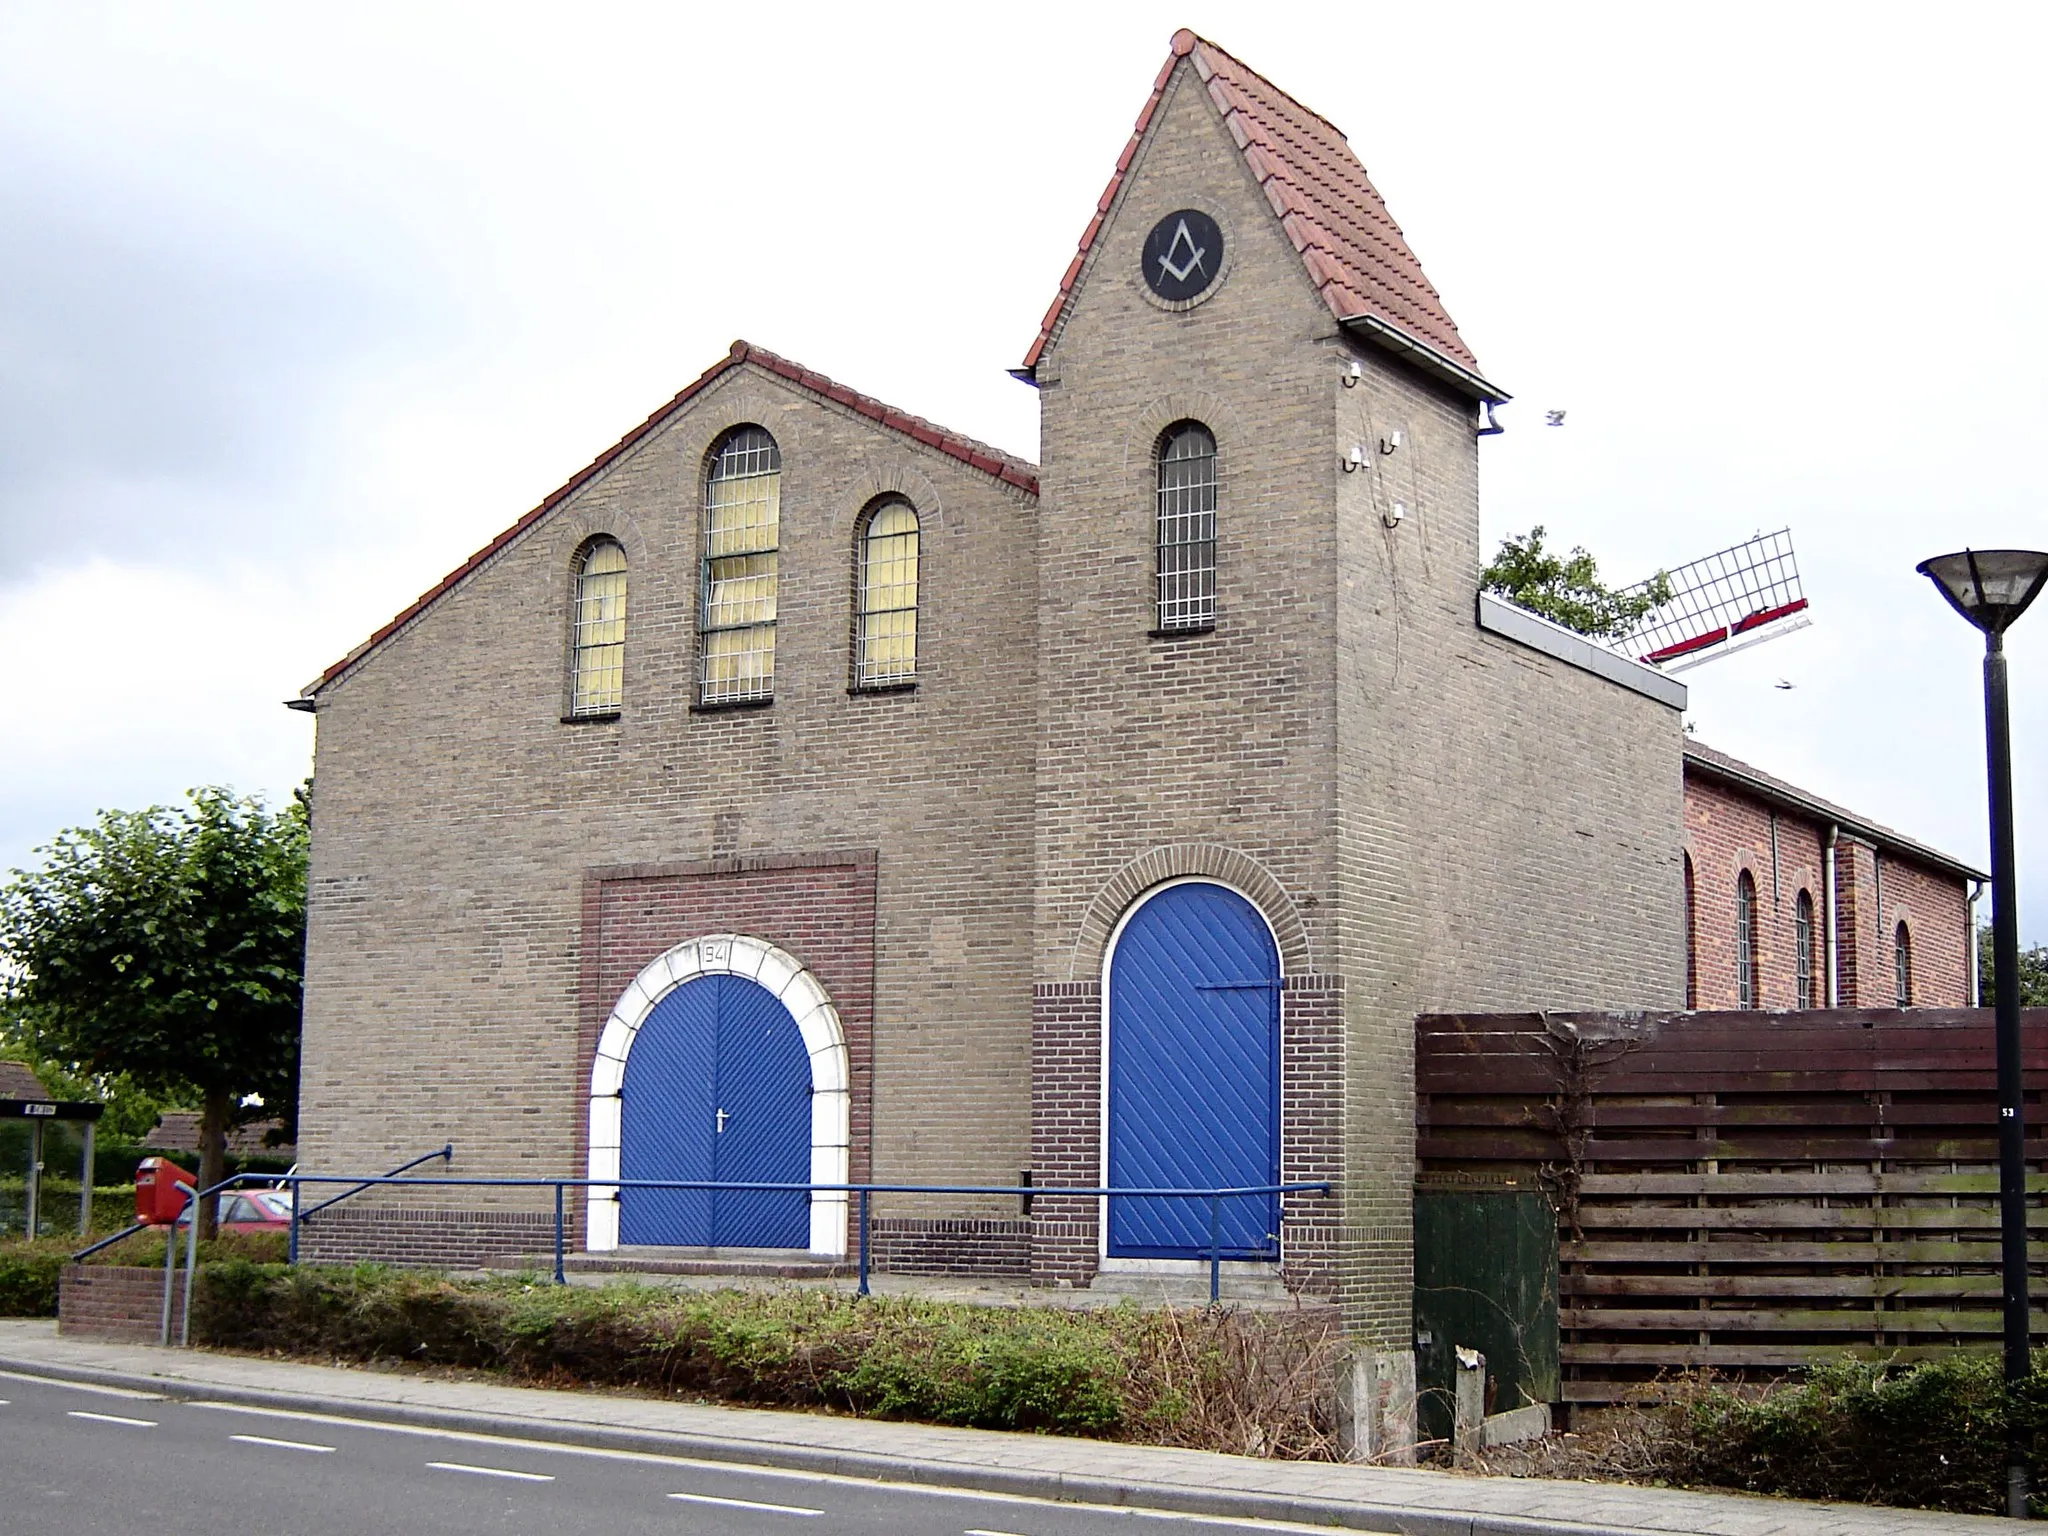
[1343,444,1368,473]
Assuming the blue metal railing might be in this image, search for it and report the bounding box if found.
[288,1144,453,1263]
[281,1172,1334,1304]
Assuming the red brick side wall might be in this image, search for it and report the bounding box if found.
[1683,776,1971,1011]
[1279,975,1344,1298]
[576,852,877,1255]
[1028,977,1343,1300]
[59,1264,180,1342]
[1030,982,1101,1287]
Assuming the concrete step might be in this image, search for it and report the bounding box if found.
[1086,1267,1295,1303]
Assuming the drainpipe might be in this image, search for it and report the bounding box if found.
[1824,823,1840,1008]
[1969,879,1987,1007]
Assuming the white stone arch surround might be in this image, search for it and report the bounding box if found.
[586,934,850,1256]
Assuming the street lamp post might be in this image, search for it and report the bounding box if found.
[1919,548,2048,1520]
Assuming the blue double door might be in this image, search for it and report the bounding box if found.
[1107,881,1282,1260]
[619,973,811,1249]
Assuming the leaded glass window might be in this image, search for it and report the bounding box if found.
[700,427,781,705]
[856,500,919,687]
[569,538,627,716]
[1794,889,1815,1009]
[1736,870,1759,1008]
[1895,921,1913,1007]
[1156,422,1216,631]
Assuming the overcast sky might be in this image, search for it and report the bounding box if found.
[2,2,2043,941]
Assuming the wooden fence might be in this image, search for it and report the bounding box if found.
[1416,1008,2048,1406]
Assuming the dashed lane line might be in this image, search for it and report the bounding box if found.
[66,1410,157,1428]
[182,1399,1358,1533]
[230,1433,336,1453]
[667,1492,822,1516]
[427,1461,556,1483]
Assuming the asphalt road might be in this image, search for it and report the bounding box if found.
[0,1370,1333,1536]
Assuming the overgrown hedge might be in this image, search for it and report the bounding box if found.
[193,1263,1340,1456]
[1670,1354,2048,1517]
[0,1231,288,1318]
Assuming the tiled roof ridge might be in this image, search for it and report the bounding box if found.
[1019,28,1479,377]
[314,341,1039,691]
[1683,739,1986,881]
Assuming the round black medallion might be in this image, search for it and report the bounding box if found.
[1141,209,1224,302]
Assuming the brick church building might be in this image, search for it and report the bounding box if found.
[293,31,1977,1347]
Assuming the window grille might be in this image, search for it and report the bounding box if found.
[856,500,919,687]
[569,538,627,716]
[1895,921,1913,1007]
[1683,854,1698,1009]
[1794,889,1815,1009]
[1736,870,1759,1008]
[700,427,781,705]
[1156,422,1216,631]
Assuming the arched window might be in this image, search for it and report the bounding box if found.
[1683,854,1698,1009]
[855,500,919,687]
[1156,422,1217,631]
[701,427,781,705]
[1736,870,1759,1008]
[1895,921,1913,1007]
[1794,889,1816,1009]
[568,538,627,717]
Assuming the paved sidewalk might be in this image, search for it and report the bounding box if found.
[0,1320,2011,1535]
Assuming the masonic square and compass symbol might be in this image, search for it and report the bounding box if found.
[1141,208,1224,302]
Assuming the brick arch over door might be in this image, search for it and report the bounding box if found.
[586,934,850,1256]
[1066,844,1313,981]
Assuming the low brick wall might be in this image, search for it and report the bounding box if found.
[59,1264,182,1342]
[296,1206,555,1268]
[869,1217,1031,1278]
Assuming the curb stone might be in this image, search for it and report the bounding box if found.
[0,1350,1666,1536]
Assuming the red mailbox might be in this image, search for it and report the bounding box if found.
[135,1157,196,1225]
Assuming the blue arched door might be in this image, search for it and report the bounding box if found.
[619,973,810,1248]
[1107,881,1281,1259]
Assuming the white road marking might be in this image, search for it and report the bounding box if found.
[0,1369,161,1399]
[66,1410,157,1428]
[965,1529,1033,1535]
[230,1433,335,1453]
[183,1400,1341,1532]
[667,1492,822,1516]
[427,1461,555,1482]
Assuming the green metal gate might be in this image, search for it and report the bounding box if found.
[1413,1182,1559,1445]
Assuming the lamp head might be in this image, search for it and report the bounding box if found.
[1917,548,2048,636]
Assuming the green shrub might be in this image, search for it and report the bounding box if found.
[0,1242,66,1315]
[1671,1353,2048,1516]
[188,1265,1339,1456]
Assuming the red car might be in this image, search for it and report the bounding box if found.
[167,1190,292,1235]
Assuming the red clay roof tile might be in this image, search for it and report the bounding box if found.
[315,341,1037,692]
[1020,30,1479,377]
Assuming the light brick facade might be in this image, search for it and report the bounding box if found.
[293,31,1970,1347]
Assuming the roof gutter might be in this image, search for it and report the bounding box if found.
[1686,751,1988,884]
[1339,313,1511,405]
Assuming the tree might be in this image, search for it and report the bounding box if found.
[0,786,307,1236]
[1977,924,2048,1010]
[1481,526,1674,640]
